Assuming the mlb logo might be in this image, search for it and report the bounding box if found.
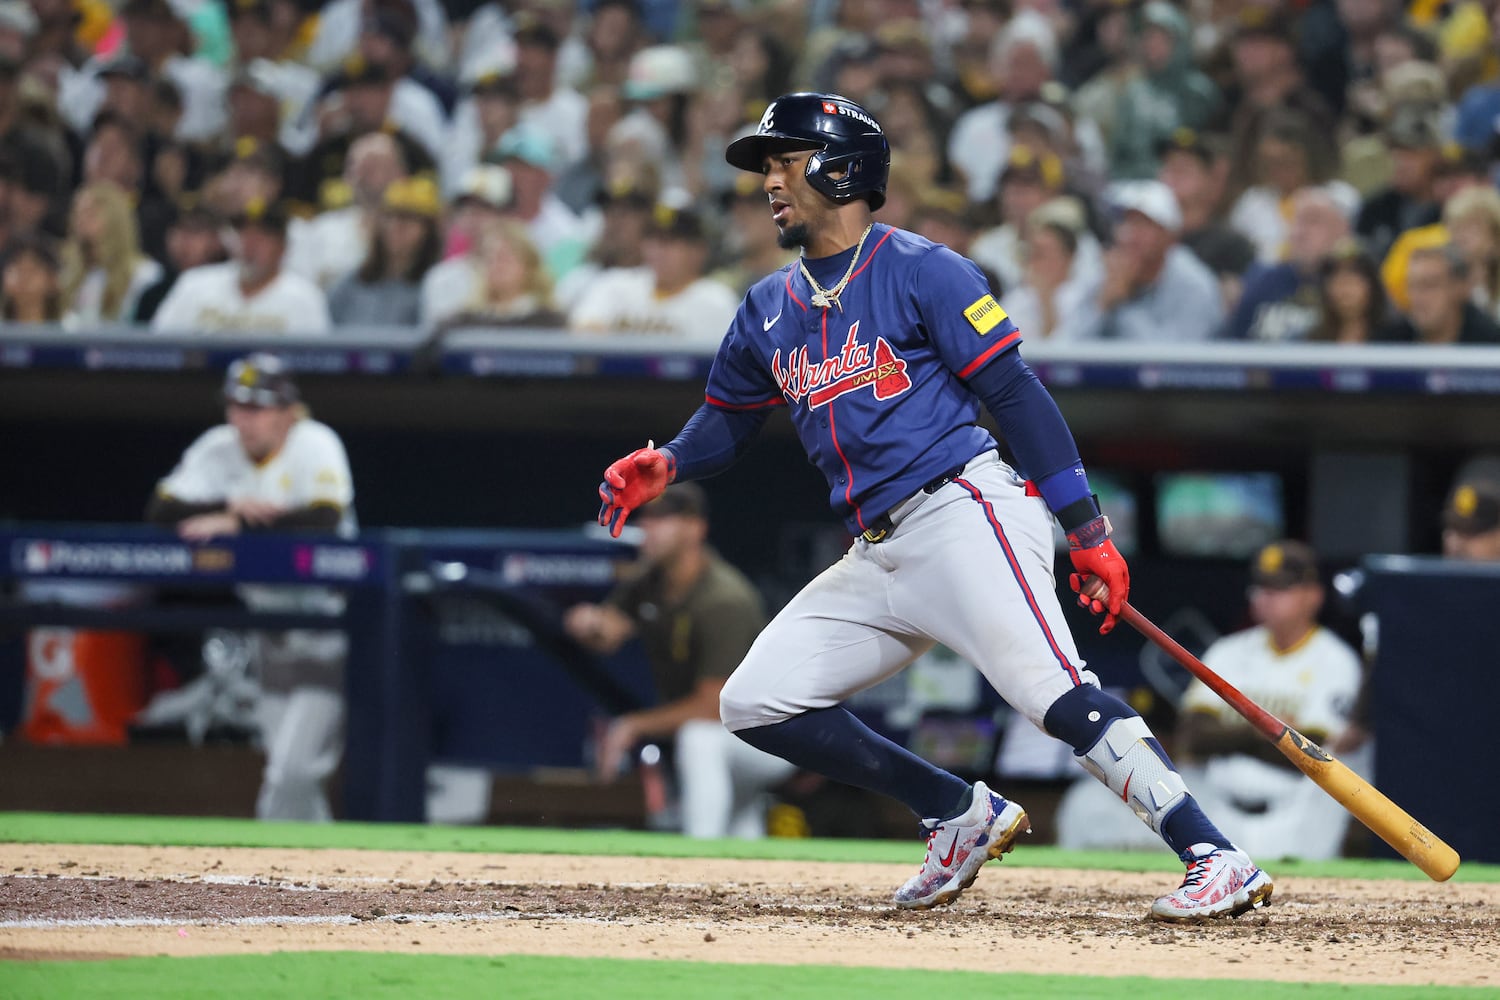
[23,542,50,572]
[822,101,837,114]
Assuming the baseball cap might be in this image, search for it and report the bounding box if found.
[1000,147,1064,191]
[622,45,696,101]
[1435,141,1486,177]
[1156,126,1216,165]
[1008,102,1067,144]
[120,0,178,20]
[230,196,290,235]
[646,203,706,241]
[468,67,518,98]
[1249,540,1320,589]
[493,125,558,172]
[382,175,440,217]
[1385,106,1444,150]
[1443,479,1500,536]
[228,59,282,101]
[332,54,392,90]
[601,176,657,210]
[227,136,286,177]
[511,11,560,50]
[454,163,513,210]
[912,185,970,226]
[223,353,299,408]
[0,0,39,37]
[633,482,709,521]
[226,0,273,21]
[1109,179,1182,232]
[1232,5,1294,44]
[172,201,224,231]
[97,53,150,83]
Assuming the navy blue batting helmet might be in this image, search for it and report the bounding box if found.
[725,93,891,210]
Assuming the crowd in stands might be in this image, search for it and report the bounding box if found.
[0,0,1498,344]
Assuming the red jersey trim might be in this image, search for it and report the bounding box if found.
[955,329,1022,380]
[846,227,896,285]
[705,393,786,410]
[784,271,807,311]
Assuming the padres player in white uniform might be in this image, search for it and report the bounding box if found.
[148,354,355,821]
[1058,540,1362,859]
[1178,541,1363,860]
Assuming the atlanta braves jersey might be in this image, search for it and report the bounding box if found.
[704,224,1021,534]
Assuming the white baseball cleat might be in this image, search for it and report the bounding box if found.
[892,781,1030,910]
[1149,842,1274,922]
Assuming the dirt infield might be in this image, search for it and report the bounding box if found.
[1,843,1495,987]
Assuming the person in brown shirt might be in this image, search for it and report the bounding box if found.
[564,483,795,837]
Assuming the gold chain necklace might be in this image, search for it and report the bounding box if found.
[798,224,875,311]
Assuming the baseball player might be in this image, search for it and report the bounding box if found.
[147,353,355,821]
[595,93,1273,920]
[1176,541,1363,860]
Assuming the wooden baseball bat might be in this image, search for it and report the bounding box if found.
[1082,578,1460,882]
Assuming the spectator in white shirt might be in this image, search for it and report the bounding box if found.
[152,199,331,334]
[569,204,737,340]
[1073,180,1225,340]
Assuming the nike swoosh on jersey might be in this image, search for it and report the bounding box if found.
[763,310,782,331]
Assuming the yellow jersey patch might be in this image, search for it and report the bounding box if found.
[964,294,1007,335]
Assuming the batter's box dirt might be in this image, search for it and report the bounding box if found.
[0,844,1494,988]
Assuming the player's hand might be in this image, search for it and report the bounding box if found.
[228,497,285,526]
[597,443,672,537]
[1066,515,1128,634]
[178,512,241,541]
[594,716,637,782]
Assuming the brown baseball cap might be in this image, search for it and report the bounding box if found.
[1250,540,1320,589]
[634,482,708,521]
[1443,480,1500,537]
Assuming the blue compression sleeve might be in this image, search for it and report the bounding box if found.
[965,348,1100,525]
[661,402,771,482]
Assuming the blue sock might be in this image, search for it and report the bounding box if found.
[1160,798,1233,856]
[733,707,971,820]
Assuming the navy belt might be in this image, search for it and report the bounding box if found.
[860,463,969,543]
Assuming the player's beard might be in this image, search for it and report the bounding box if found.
[776,222,810,250]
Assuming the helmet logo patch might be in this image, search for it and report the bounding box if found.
[822,101,837,113]
[758,104,776,133]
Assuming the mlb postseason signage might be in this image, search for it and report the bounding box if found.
[5,526,382,586]
[0,327,421,376]
[5,324,1500,394]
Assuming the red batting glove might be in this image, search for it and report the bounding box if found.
[597,445,673,537]
[1066,515,1129,635]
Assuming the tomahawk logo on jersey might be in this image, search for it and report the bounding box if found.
[704,224,1020,533]
[772,323,912,408]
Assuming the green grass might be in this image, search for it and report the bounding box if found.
[1,954,1492,1000]
[4,814,1494,998]
[2,811,1497,882]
